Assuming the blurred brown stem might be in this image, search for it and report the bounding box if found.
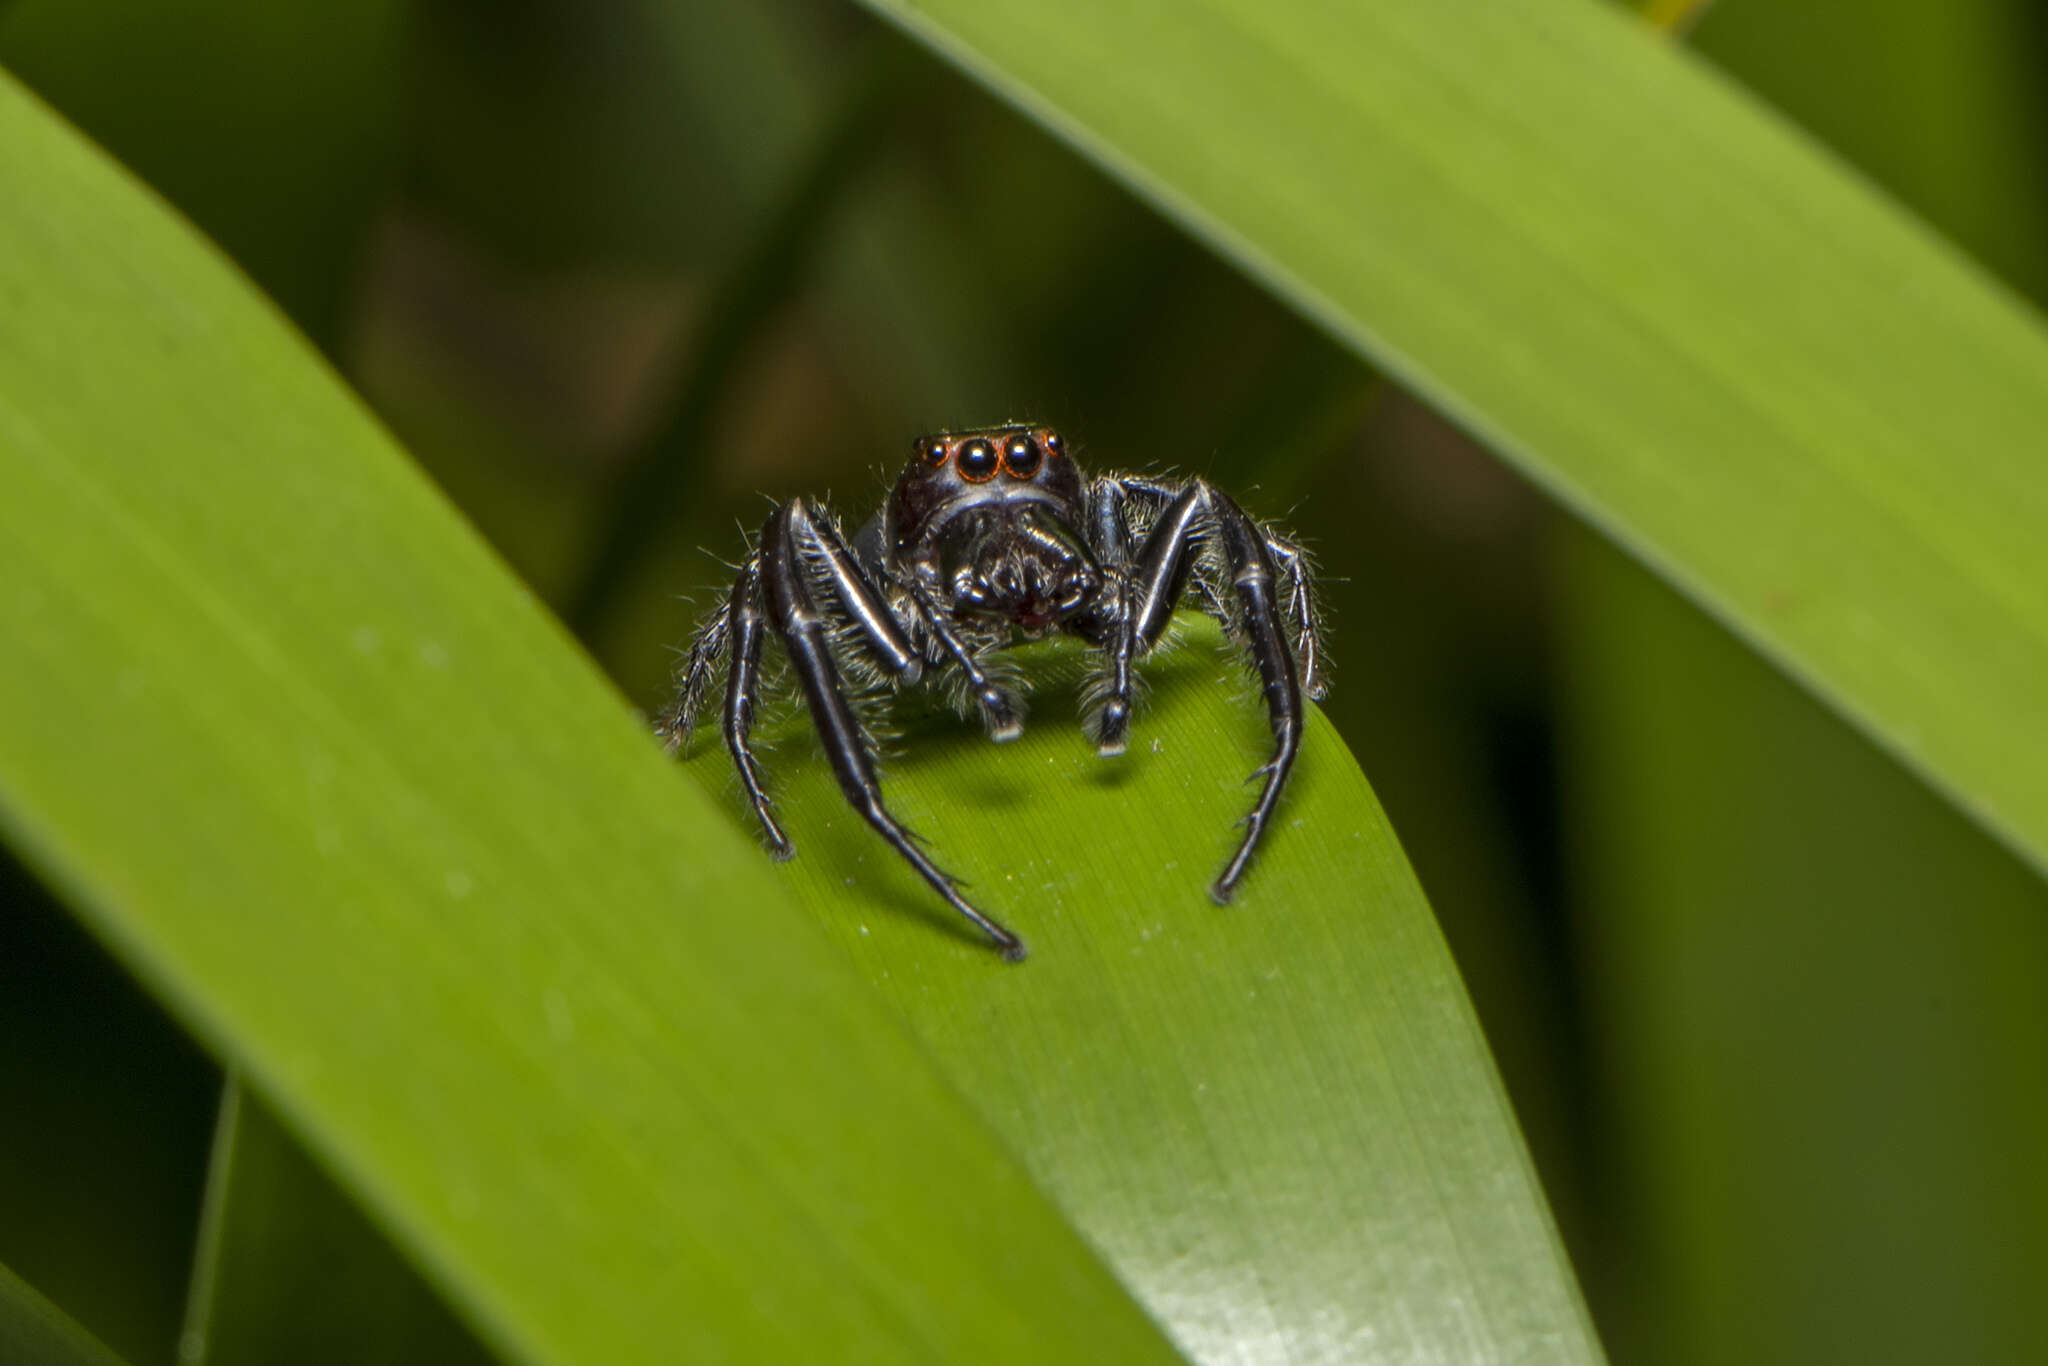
[561,37,907,648]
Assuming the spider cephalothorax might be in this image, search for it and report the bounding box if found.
[660,423,1327,961]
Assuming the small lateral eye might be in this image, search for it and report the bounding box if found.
[1003,432,1042,478]
[919,438,949,467]
[1041,430,1064,458]
[956,437,1000,481]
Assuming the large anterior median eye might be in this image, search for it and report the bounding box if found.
[956,437,1000,481]
[1003,432,1041,478]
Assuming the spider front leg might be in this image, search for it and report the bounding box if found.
[761,500,1026,960]
[1112,474,1325,699]
[907,581,1027,741]
[1075,478,1138,755]
[1122,478,1307,904]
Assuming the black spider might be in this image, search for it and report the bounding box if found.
[659,423,1328,961]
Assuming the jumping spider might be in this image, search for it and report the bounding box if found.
[660,424,1327,961]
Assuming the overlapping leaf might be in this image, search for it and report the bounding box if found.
[853,0,2048,879]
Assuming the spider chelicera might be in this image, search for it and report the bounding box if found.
[659,424,1327,961]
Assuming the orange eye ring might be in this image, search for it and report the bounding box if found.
[1003,432,1042,479]
[956,437,1000,482]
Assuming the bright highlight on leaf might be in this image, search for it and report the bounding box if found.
[729,625,1602,1363]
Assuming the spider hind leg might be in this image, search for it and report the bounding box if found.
[716,554,794,860]
[659,591,731,757]
[1119,477,1307,903]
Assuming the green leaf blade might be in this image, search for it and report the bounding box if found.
[739,628,1601,1363]
[853,0,2048,879]
[0,70,1182,1366]
[1561,528,2048,1363]
[180,1079,498,1366]
[0,1262,130,1366]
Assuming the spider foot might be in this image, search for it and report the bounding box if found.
[979,685,1025,742]
[654,703,691,756]
[1210,841,1261,903]
[1094,697,1130,757]
[937,882,1028,962]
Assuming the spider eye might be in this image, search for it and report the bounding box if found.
[919,438,949,467]
[1042,430,1064,458]
[956,437,999,481]
[1003,432,1042,478]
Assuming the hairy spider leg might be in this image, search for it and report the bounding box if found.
[716,556,793,859]
[762,500,1027,960]
[904,581,1026,741]
[802,506,924,686]
[660,592,730,755]
[1262,534,1328,701]
[1113,475,1324,699]
[1074,478,1138,755]
[1121,478,1306,904]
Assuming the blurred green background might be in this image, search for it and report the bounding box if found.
[3,0,2045,1362]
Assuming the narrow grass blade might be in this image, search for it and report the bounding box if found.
[0,854,217,1366]
[0,1263,130,1366]
[179,1078,496,1366]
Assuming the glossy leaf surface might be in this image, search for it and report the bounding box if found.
[730,625,1603,1363]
